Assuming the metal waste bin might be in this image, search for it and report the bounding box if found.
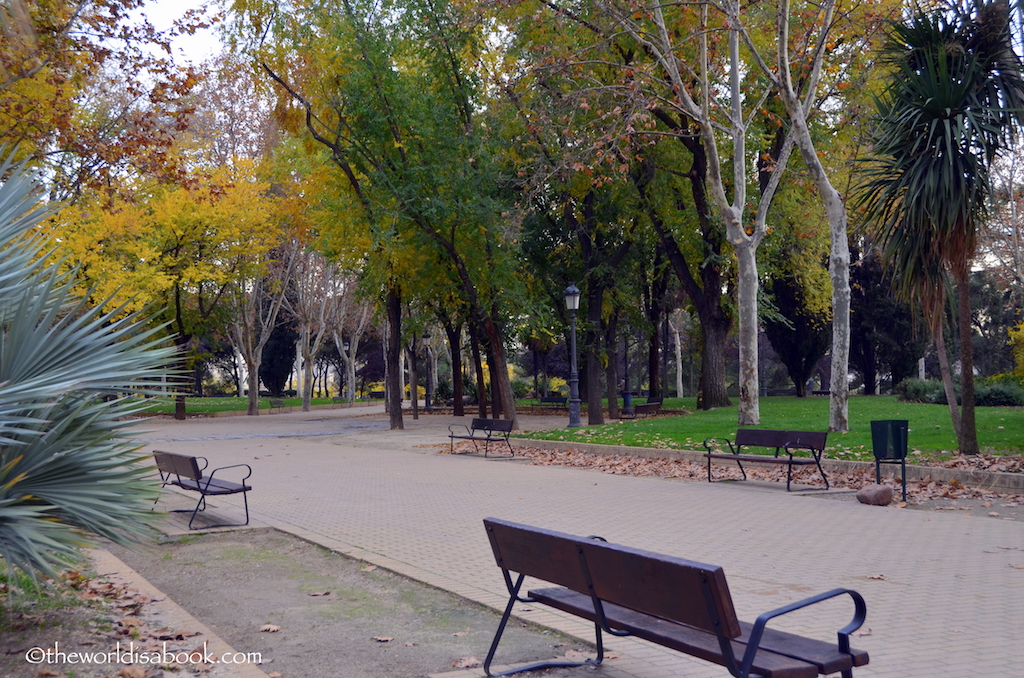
[871,419,909,501]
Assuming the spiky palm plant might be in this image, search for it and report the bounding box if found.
[859,0,1024,454]
[0,155,177,577]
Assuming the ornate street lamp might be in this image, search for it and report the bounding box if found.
[564,283,582,428]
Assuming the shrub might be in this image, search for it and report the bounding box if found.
[895,378,944,403]
[975,381,1024,407]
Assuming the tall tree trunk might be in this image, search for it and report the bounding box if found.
[955,271,979,454]
[585,283,605,425]
[386,284,404,430]
[486,336,502,419]
[934,323,962,440]
[605,312,620,420]
[444,320,465,417]
[469,321,487,418]
[736,242,760,424]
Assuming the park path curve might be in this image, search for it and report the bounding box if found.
[136,408,1024,678]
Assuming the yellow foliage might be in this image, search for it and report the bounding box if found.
[1010,322,1024,377]
[49,158,284,314]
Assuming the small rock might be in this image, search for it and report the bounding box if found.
[857,484,893,506]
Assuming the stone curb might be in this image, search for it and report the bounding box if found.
[509,438,1024,494]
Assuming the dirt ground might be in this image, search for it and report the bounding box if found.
[104,529,595,678]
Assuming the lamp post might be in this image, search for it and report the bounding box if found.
[423,332,433,413]
[564,283,582,428]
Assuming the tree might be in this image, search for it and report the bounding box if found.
[0,155,175,576]
[860,0,1024,453]
[1,0,206,199]
[764,274,831,397]
[238,0,524,427]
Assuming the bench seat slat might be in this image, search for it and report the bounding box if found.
[704,453,819,465]
[736,621,869,674]
[530,587,820,678]
[172,478,251,495]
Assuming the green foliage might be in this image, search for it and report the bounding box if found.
[0,156,176,578]
[894,378,947,403]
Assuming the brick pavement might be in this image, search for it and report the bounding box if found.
[137,409,1024,678]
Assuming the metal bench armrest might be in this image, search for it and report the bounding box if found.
[739,588,867,678]
[201,463,253,491]
[448,424,472,436]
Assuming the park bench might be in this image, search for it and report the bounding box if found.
[448,418,515,457]
[482,517,868,678]
[538,395,567,408]
[620,398,662,420]
[703,429,829,491]
[268,398,288,413]
[153,450,253,530]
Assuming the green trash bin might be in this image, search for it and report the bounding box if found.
[871,419,908,501]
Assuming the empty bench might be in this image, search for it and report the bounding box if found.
[153,450,253,530]
[448,418,515,457]
[483,517,868,678]
[703,429,829,491]
[538,395,567,408]
[621,398,662,419]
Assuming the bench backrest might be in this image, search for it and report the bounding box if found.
[485,518,592,593]
[472,418,514,432]
[735,428,826,451]
[483,518,742,639]
[153,450,203,481]
[579,539,741,638]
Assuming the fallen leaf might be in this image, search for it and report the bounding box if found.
[453,656,481,668]
[260,624,282,633]
[404,642,417,647]
[867,574,886,580]
[268,673,283,678]
[452,631,468,637]
[604,652,621,659]
[851,628,873,637]
[33,670,60,677]
[988,512,1000,517]
[361,565,377,572]
[307,591,331,597]
[372,636,394,642]
[117,667,146,678]
[1011,564,1024,569]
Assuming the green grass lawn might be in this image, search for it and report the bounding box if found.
[516,396,1024,461]
[141,396,351,414]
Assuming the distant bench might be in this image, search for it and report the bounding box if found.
[703,429,829,491]
[620,398,662,419]
[448,418,515,457]
[482,517,868,678]
[537,396,567,408]
[153,450,252,530]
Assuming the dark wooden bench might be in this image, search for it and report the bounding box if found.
[153,450,253,530]
[483,517,867,678]
[538,395,567,408]
[621,398,662,420]
[268,397,288,413]
[448,418,515,457]
[703,429,829,491]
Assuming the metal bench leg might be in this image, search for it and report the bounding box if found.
[484,574,601,677]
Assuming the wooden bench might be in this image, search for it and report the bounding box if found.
[448,418,515,457]
[621,398,662,419]
[538,395,567,408]
[703,429,829,491]
[483,517,868,678]
[153,451,253,530]
[268,397,288,413]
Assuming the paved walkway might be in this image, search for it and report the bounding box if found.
[137,408,1024,678]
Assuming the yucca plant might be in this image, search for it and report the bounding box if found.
[0,155,177,578]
